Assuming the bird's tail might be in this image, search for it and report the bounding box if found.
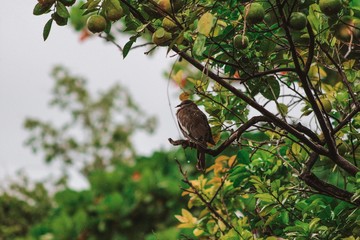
[196,148,206,172]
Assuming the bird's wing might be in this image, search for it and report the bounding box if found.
[190,109,215,145]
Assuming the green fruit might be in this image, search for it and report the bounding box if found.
[162,16,178,31]
[157,0,182,12]
[316,98,332,113]
[319,0,342,16]
[337,142,348,156]
[106,7,124,21]
[233,35,249,49]
[264,12,277,25]
[289,12,308,30]
[152,28,172,46]
[87,15,107,33]
[245,3,265,24]
[59,0,76,6]
[334,16,360,42]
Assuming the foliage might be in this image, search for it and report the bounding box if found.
[28,150,192,240]
[24,66,156,175]
[1,67,195,239]
[0,173,52,239]
[32,0,360,239]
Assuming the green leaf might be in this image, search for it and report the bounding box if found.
[56,2,70,18]
[43,19,53,41]
[277,103,288,116]
[88,0,101,10]
[260,76,280,100]
[52,13,68,26]
[33,3,52,16]
[242,131,270,142]
[123,40,135,59]
[309,217,320,232]
[280,211,289,225]
[255,193,274,202]
[193,34,206,58]
[265,212,279,226]
[104,19,112,34]
[197,12,215,36]
[237,149,250,164]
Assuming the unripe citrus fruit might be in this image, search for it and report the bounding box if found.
[162,16,178,31]
[106,7,124,21]
[319,0,342,16]
[289,12,307,30]
[316,98,332,113]
[152,28,172,46]
[264,12,277,25]
[337,142,348,156]
[233,35,249,49]
[157,0,182,12]
[334,16,360,42]
[87,15,107,33]
[245,3,265,24]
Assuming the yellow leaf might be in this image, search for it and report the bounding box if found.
[190,175,207,189]
[208,176,222,185]
[177,223,195,228]
[188,199,193,209]
[193,228,204,236]
[228,155,237,167]
[291,143,301,155]
[182,208,195,222]
[215,155,229,163]
[179,92,189,101]
[218,219,227,231]
[217,19,227,27]
[308,64,327,82]
[266,237,279,240]
[212,132,221,143]
[197,12,215,36]
[199,208,209,218]
[343,60,355,69]
[172,70,184,85]
[241,194,249,199]
[181,189,190,196]
[176,208,198,229]
[175,214,187,223]
[187,77,197,84]
[206,165,215,173]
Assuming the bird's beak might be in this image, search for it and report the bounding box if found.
[176,103,181,108]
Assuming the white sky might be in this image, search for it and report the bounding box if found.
[0,1,180,189]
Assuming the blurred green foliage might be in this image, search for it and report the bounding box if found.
[28,150,192,240]
[0,67,195,240]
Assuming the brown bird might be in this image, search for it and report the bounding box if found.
[176,99,215,171]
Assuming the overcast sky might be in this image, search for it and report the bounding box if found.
[0,1,180,189]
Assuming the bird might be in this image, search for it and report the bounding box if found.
[176,99,215,171]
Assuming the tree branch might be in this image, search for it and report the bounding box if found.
[299,171,360,206]
[299,152,360,205]
[223,67,297,82]
[275,0,359,176]
[169,116,270,156]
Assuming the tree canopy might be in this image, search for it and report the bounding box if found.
[28,0,360,238]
